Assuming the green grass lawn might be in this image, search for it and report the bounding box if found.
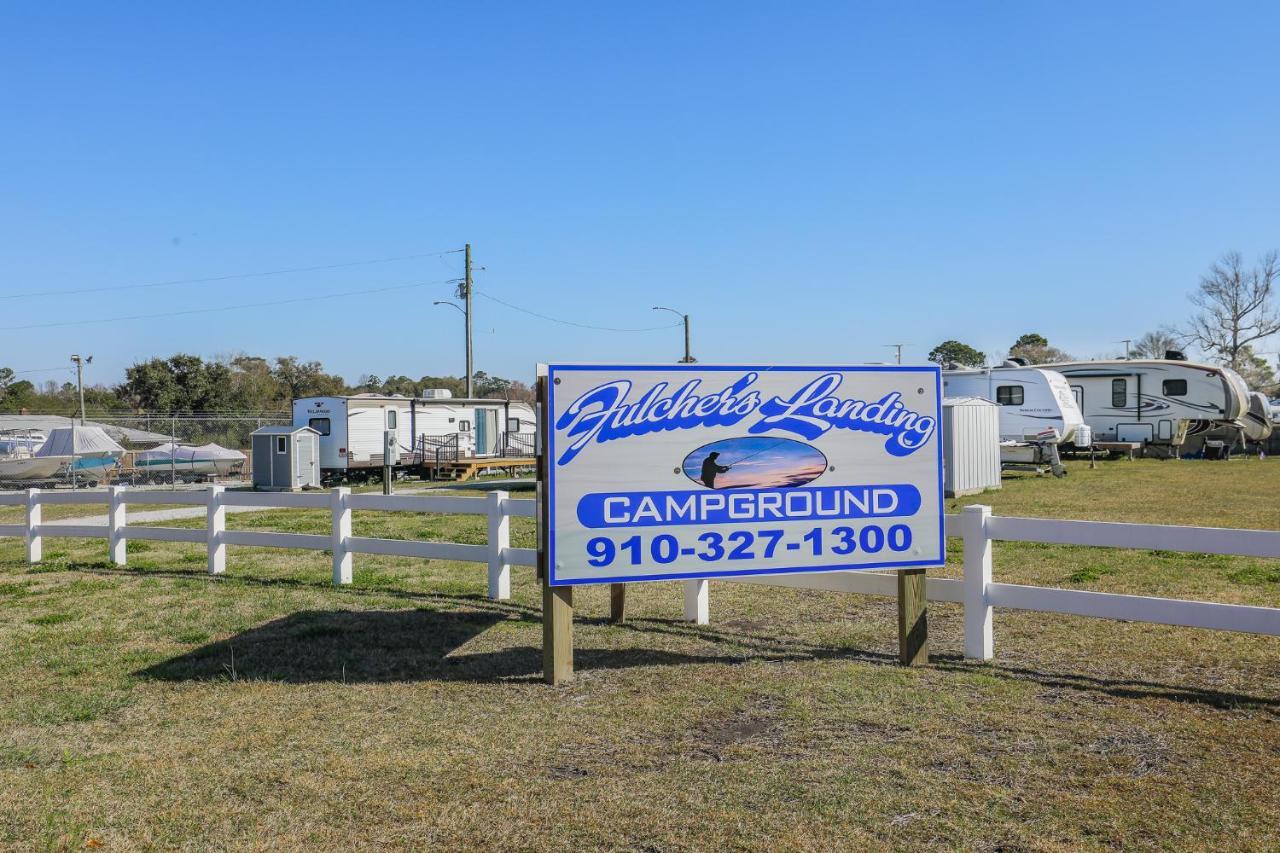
[0,458,1276,849]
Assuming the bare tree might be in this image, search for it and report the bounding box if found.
[1184,251,1280,369]
[1131,326,1183,359]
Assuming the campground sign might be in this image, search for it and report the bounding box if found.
[543,364,944,587]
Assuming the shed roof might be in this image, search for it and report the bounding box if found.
[943,396,999,407]
[251,425,319,436]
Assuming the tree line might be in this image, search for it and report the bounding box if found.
[928,251,1280,392]
[0,353,534,418]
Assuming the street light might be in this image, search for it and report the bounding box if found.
[652,306,695,363]
[882,344,909,365]
[69,354,92,426]
[434,301,471,396]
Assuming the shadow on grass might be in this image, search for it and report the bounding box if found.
[137,609,743,684]
[73,563,1280,707]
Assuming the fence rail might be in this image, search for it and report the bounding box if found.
[1,491,1277,659]
[0,486,536,600]
[714,504,1280,658]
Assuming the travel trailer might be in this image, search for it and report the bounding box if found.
[1043,357,1250,455]
[942,364,1085,444]
[292,392,537,476]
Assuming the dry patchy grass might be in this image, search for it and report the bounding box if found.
[0,459,1276,849]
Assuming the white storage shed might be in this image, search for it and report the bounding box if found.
[942,396,1002,498]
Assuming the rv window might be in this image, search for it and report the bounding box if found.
[308,417,331,436]
[275,436,287,454]
[458,420,471,432]
[1162,379,1187,397]
[1112,379,1127,407]
[506,418,521,433]
[995,385,1024,406]
[387,410,397,429]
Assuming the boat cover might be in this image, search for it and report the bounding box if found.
[135,442,246,464]
[195,443,247,461]
[35,426,125,457]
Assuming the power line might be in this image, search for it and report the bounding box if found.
[0,249,464,301]
[474,289,682,333]
[0,279,455,331]
[8,366,76,375]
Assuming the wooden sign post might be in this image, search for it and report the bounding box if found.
[897,567,928,665]
[537,374,575,685]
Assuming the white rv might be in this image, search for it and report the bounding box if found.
[942,365,1085,444]
[1043,358,1250,453]
[1243,391,1274,442]
[292,392,536,476]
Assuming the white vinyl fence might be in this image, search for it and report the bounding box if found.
[0,487,536,600]
[708,504,1280,659]
[1,491,1277,661]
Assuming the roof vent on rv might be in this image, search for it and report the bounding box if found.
[421,388,453,400]
[1164,349,1187,361]
[1006,356,1029,367]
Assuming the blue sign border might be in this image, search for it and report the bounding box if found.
[546,364,945,586]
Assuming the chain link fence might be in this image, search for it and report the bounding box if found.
[0,413,290,490]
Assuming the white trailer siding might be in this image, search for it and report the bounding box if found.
[348,401,411,463]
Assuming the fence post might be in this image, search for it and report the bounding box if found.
[25,488,41,564]
[108,486,127,566]
[683,579,709,624]
[962,504,994,661]
[207,485,226,575]
[486,490,511,600]
[331,487,352,585]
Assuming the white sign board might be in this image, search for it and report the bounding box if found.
[544,365,944,586]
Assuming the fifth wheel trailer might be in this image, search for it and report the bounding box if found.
[1043,357,1250,456]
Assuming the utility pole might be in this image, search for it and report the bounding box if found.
[653,307,695,363]
[464,243,474,398]
[883,344,906,365]
[70,354,91,425]
[1118,339,1132,359]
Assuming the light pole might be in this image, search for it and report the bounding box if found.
[1117,339,1132,359]
[434,301,470,396]
[70,354,92,426]
[652,307,695,363]
[882,344,907,365]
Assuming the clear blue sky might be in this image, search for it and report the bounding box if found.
[3,2,1278,388]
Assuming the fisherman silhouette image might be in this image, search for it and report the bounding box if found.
[700,452,731,489]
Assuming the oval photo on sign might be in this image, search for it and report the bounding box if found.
[682,436,827,491]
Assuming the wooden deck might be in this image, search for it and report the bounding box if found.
[430,456,536,482]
